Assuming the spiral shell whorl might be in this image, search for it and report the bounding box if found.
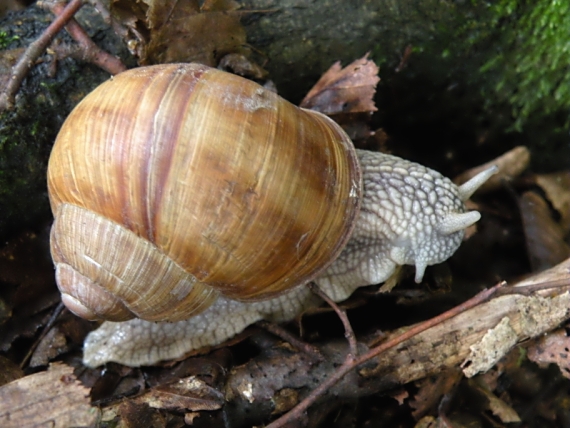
[47,63,361,322]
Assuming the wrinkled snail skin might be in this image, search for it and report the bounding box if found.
[82,150,497,367]
[46,63,497,367]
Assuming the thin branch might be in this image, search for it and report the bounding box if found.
[257,320,324,362]
[0,0,84,110]
[267,282,504,428]
[47,1,126,75]
[20,302,66,369]
[308,282,358,359]
[497,278,570,296]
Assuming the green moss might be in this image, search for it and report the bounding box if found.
[0,31,19,49]
[0,98,55,238]
[462,0,570,131]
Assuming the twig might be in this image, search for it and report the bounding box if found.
[257,320,324,362]
[395,44,413,73]
[47,1,126,75]
[307,282,358,359]
[0,0,84,110]
[496,278,570,296]
[267,282,504,428]
[20,302,66,369]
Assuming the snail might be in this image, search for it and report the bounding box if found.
[47,63,497,367]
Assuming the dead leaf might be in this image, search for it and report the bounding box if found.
[218,53,268,79]
[389,388,409,406]
[88,363,145,403]
[201,0,240,12]
[414,416,437,428]
[272,388,299,415]
[519,191,570,272]
[326,113,377,143]
[0,231,54,293]
[535,171,570,234]
[111,0,246,66]
[300,54,380,115]
[409,370,462,419]
[0,230,60,352]
[453,145,530,194]
[527,329,570,379]
[0,362,98,427]
[0,355,24,387]
[117,400,160,427]
[467,378,521,423]
[29,327,68,367]
[135,376,224,411]
[0,297,10,326]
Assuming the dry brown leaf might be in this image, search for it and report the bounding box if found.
[0,231,60,352]
[414,416,437,428]
[135,375,224,412]
[201,0,240,12]
[527,329,570,379]
[409,370,462,419]
[0,355,24,387]
[0,362,98,427]
[117,400,161,427]
[519,191,570,272]
[300,54,380,115]
[111,0,246,65]
[467,378,521,423]
[272,388,299,415]
[535,171,570,234]
[0,0,25,18]
[453,145,530,194]
[218,53,268,79]
[389,388,409,406]
[29,327,68,367]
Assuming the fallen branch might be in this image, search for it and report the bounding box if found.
[0,0,126,111]
[45,0,126,75]
[267,282,503,427]
[222,258,570,426]
[0,0,84,110]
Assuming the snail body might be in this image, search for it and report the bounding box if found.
[47,64,496,367]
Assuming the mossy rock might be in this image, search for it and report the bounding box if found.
[0,5,130,241]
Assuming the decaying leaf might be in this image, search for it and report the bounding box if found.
[518,191,570,272]
[0,231,60,352]
[117,400,162,427]
[527,329,570,379]
[415,416,437,428]
[535,171,570,234]
[29,326,68,367]
[409,370,462,419]
[0,362,98,427]
[0,355,23,387]
[111,0,246,65]
[272,388,299,415]
[218,53,268,79]
[300,54,380,115]
[467,378,521,423]
[135,375,224,412]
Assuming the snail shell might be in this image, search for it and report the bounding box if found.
[48,63,362,322]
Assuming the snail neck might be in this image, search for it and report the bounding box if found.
[314,149,495,299]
